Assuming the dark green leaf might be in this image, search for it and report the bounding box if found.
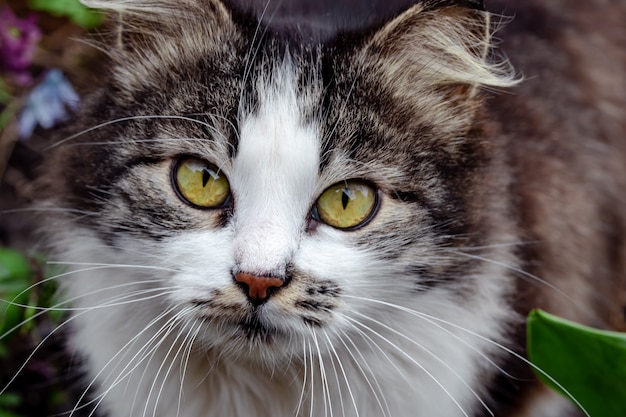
[0,392,21,408]
[527,309,626,417]
[0,248,31,337]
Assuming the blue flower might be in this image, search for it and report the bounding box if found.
[18,69,79,139]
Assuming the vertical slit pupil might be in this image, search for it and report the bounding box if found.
[202,169,212,187]
[341,189,350,210]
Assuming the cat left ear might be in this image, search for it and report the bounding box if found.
[82,0,237,89]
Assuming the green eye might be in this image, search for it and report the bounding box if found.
[174,157,230,208]
[315,181,378,229]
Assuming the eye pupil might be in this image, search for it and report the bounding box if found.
[202,169,211,187]
[341,189,350,210]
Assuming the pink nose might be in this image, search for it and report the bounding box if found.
[234,272,285,304]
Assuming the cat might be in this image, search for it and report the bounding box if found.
[23,0,626,416]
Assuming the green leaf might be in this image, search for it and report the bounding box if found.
[0,392,23,417]
[0,78,11,104]
[0,410,24,417]
[527,309,626,417]
[0,248,31,338]
[0,249,31,282]
[28,0,104,29]
[0,392,21,408]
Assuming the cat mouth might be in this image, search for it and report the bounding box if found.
[237,315,276,342]
[191,300,282,343]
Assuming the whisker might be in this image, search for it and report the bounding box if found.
[334,329,391,417]
[67,303,183,417]
[321,331,345,417]
[310,329,331,417]
[350,310,493,417]
[322,330,359,417]
[294,333,308,417]
[82,305,187,417]
[307,338,315,417]
[45,115,226,150]
[148,307,195,417]
[446,249,592,316]
[345,295,591,417]
[344,293,518,382]
[176,321,203,417]
[345,316,470,417]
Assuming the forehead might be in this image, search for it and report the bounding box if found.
[96,17,438,182]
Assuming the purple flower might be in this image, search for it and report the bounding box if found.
[0,6,41,85]
[18,69,79,139]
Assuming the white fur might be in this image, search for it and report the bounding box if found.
[231,64,320,275]
[55,60,519,417]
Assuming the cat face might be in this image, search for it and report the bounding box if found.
[39,1,521,414]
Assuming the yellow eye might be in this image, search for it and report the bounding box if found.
[174,157,230,208]
[315,181,378,229]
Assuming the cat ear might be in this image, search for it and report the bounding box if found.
[360,2,517,100]
[82,0,237,90]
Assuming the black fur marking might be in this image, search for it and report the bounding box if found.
[238,316,273,342]
[302,316,323,327]
[390,190,437,214]
[295,299,334,312]
[305,282,342,297]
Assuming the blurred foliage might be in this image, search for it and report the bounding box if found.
[0,247,70,417]
[528,309,626,417]
[27,0,104,29]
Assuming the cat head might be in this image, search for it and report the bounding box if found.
[40,0,518,363]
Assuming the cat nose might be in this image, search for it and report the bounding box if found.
[234,272,285,305]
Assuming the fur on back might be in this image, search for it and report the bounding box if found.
[28,0,626,416]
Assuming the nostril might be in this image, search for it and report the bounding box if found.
[234,272,285,304]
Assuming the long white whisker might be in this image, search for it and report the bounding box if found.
[310,330,331,417]
[346,295,591,417]
[85,305,187,417]
[7,263,177,310]
[149,307,195,417]
[334,329,391,417]
[345,316,470,417]
[2,284,175,316]
[307,338,315,417]
[294,334,308,417]
[446,249,589,314]
[342,319,413,386]
[0,294,149,400]
[343,294,518,381]
[177,321,203,417]
[321,331,345,417]
[350,310,493,417]
[68,303,183,417]
[322,330,359,417]
[45,115,226,150]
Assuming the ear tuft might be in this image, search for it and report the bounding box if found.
[362,3,519,97]
[81,0,235,58]
[80,0,239,93]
